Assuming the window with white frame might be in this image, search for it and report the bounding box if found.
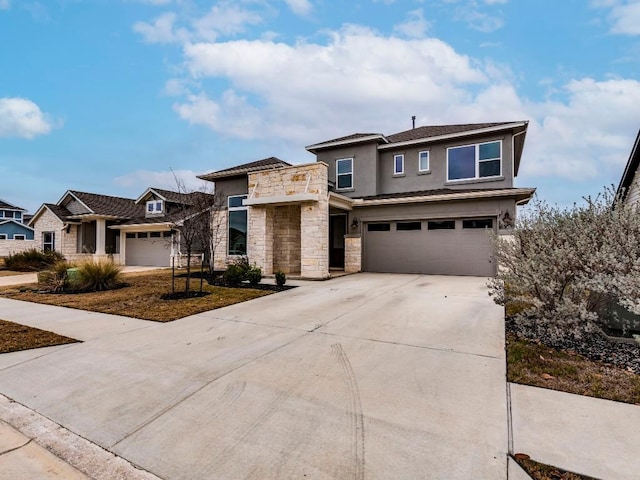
[447,140,501,181]
[393,154,404,175]
[146,200,164,214]
[228,195,248,256]
[13,234,26,240]
[336,158,353,189]
[419,151,430,172]
[43,231,55,251]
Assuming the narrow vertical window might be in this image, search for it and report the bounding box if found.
[419,151,429,172]
[228,195,248,255]
[394,154,404,175]
[43,231,55,251]
[336,158,353,189]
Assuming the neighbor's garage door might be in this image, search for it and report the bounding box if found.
[363,218,496,276]
[125,232,172,267]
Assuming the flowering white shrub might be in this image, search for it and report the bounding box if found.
[489,187,640,340]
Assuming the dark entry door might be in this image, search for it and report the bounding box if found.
[329,214,346,269]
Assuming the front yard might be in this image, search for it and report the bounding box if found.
[0,270,274,322]
[0,319,78,353]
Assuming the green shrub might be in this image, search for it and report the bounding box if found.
[275,271,286,287]
[223,264,245,287]
[246,266,262,286]
[5,249,64,271]
[70,259,123,292]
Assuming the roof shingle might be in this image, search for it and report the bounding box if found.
[198,157,291,181]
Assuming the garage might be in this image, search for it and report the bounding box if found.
[363,218,496,277]
[125,232,172,267]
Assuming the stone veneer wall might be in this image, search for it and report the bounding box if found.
[0,240,37,257]
[273,205,301,274]
[32,209,77,257]
[211,209,228,271]
[344,234,362,273]
[248,163,329,279]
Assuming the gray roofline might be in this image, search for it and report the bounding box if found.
[616,129,640,201]
[305,134,388,153]
[376,122,528,150]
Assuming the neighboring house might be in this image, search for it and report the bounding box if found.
[198,121,536,278]
[29,188,213,267]
[0,198,34,240]
[616,129,640,205]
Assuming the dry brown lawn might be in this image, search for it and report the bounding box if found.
[507,334,640,405]
[0,319,78,353]
[0,270,273,322]
[0,258,27,277]
[513,455,596,480]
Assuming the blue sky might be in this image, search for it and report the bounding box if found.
[2,0,640,213]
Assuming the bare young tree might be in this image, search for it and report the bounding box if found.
[489,186,640,341]
[172,174,221,296]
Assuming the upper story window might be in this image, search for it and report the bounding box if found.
[336,158,353,189]
[146,200,164,214]
[447,140,502,181]
[393,154,404,175]
[419,151,430,172]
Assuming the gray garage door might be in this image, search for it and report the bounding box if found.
[363,218,496,276]
[125,233,172,267]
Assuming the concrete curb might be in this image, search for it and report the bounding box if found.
[0,394,161,480]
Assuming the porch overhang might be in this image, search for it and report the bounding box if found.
[353,188,536,207]
[328,192,354,211]
[109,223,174,232]
[244,193,319,207]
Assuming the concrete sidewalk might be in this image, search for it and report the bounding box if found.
[0,266,164,287]
[0,395,160,480]
[509,382,640,480]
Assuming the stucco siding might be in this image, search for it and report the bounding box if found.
[318,142,379,198]
[378,134,514,194]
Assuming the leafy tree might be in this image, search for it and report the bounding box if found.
[489,186,640,340]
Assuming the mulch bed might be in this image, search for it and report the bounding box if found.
[0,319,78,353]
[506,317,640,374]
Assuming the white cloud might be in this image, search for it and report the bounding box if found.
[454,3,504,32]
[484,0,508,4]
[192,4,263,42]
[0,0,10,10]
[133,12,186,43]
[393,8,431,39]
[114,169,206,191]
[283,0,312,16]
[0,97,55,139]
[609,1,640,35]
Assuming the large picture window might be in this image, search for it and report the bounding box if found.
[336,158,353,189]
[228,195,248,256]
[447,141,501,181]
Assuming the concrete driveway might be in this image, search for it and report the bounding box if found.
[0,273,507,479]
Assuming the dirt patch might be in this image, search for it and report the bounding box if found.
[507,334,640,404]
[0,270,274,322]
[0,319,78,353]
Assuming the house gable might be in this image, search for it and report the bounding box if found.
[616,129,640,206]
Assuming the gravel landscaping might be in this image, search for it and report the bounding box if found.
[506,316,640,374]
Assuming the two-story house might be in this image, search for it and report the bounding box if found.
[199,121,536,278]
[0,198,34,241]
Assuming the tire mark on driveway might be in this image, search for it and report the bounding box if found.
[331,343,365,480]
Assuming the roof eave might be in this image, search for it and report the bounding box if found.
[305,134,388,153]
[616,129,640,201]
[378,122,528,150]
[353,188,536,207]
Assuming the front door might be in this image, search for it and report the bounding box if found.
[329,214,346,269]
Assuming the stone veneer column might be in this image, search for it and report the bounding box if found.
[344,234,362,273]
[247,206,274,275]
[300,199,329,279]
